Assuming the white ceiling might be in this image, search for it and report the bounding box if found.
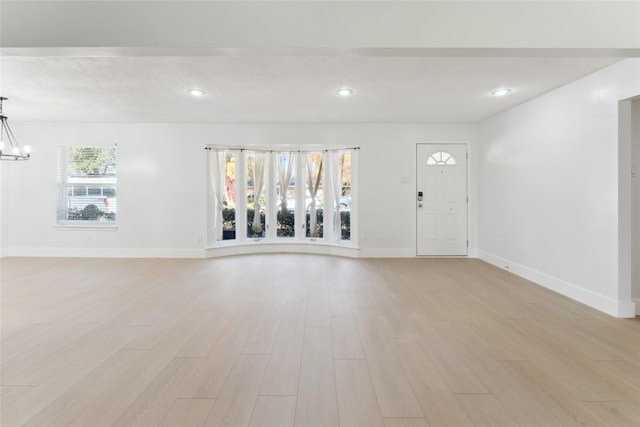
[0,55,622,123]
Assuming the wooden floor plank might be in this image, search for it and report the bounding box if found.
[0,385,34,409]
[334,359,384,427]
[294,327,339,427]
[507,318,627,402]
[180,305,257,399]
[248,396,296,427]
[177,303,238,357]
[455,394,521,426]
[69,311,210,427]
[391,337,474,427]
[241,301,286,355]
[113,357,202,427]
[354,312,424,418]
[203,354,269,427]
[424,321,491,394]
[500,360,615,426]
[2,326,143,427]
[22,349,147,427]
[158,398,216,427]
[331,314,365,360]
[1,322,101,384]
[581,401,640,427]
[259,304,306,396]
[306,285,332,328]
[383,419,430,427]
[589,360,640,405]
[427,322,567,427]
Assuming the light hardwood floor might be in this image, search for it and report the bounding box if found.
[1,255,639,427]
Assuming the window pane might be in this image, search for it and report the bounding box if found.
[427,151,456,166]
[276,153,295,238]
[103,186,116,198]
[340,152,351,241]
[247,152,266,238]
[69,186,86,196]
[67,147,117,177]
[222,152,236,240]
[58,146,117,223]
[305,152,324,238]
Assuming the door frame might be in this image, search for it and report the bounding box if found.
[618,97,640,316]
[415,142,470,257]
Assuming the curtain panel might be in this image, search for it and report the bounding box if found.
[208,149,225,241]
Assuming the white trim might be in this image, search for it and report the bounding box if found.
[6,247,205,258]
[618,99,635,319]
[205,242,359,258]
[54,224,118,231]
[206,144,360,152]
[358,248,415,258]
[479,250,636,318]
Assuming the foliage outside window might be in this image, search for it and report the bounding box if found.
[208,147,355,245]
[222,152,237,239]
[276,152,296,238]
[305,152,324,238]
[247,151,267,238]
[57,146,117,224]
[338,151,352,240]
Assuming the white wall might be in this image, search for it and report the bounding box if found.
[0,162,10,257]
[478,59,640,318]
[1,122,477,258]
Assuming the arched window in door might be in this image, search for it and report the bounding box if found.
[427,151,456,166]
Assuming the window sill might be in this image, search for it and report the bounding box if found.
[55,223,118,231]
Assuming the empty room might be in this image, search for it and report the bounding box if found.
[1,1,639,426]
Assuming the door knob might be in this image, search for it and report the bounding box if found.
[418,203,423,208]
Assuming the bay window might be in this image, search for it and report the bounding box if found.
[207,146,357,246]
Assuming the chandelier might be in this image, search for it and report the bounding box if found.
[0,97,30,160]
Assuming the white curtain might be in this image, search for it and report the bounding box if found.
[304,152,323,238]
[208,149,225,241]
[277,152,296,214]
[248,152,266,233]
[327,151,345,242]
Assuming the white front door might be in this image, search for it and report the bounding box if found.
[416,144,468,256]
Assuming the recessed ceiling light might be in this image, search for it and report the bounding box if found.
[336,88,354,97]
[491,88,512,97]
[187,88,206,97]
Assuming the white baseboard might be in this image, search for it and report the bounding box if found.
[5,247,206,258]
[358,248,415,258]
[3,245,463,260]
[206,242,360,258]
[479,251,636,318]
